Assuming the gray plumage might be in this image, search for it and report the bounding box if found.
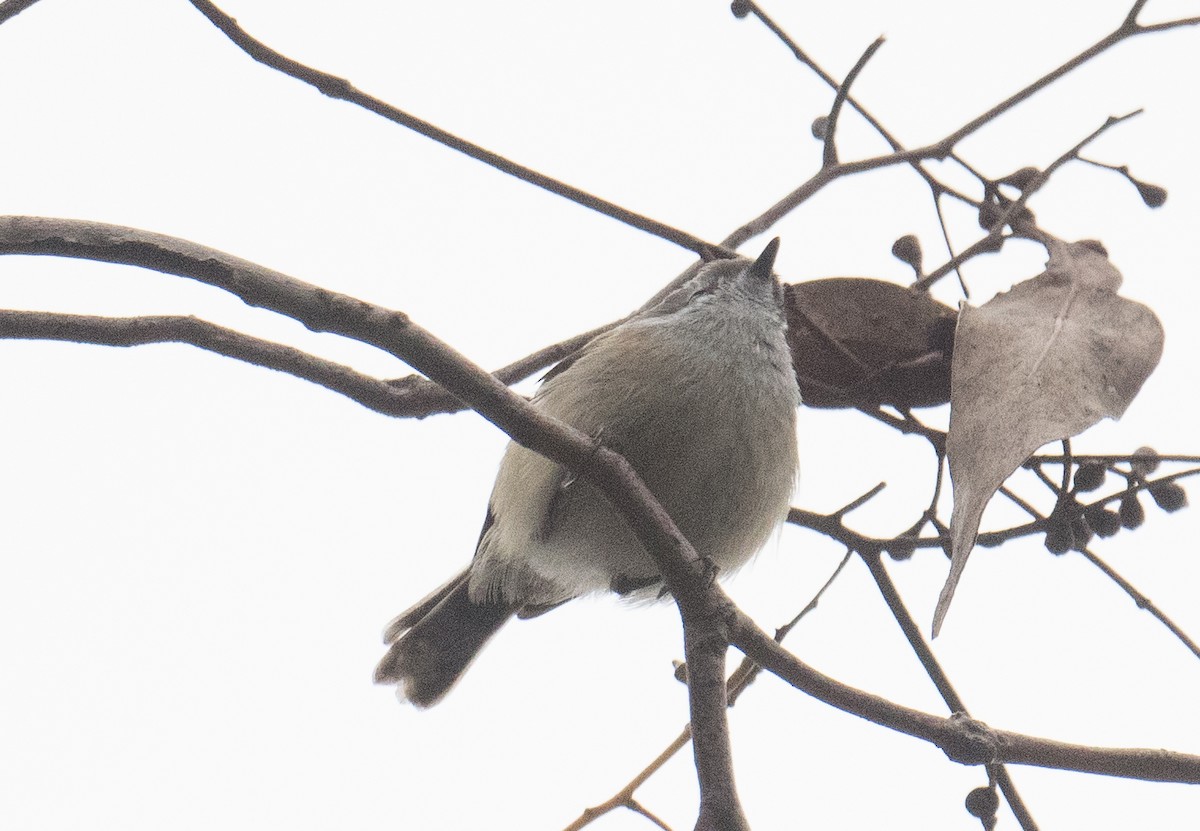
[376,239,800,707]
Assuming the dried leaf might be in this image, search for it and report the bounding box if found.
[785,278,957,409]
[932,240,1164,635]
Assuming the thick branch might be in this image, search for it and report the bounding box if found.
[565,553,853,831]
[683,602,748,831]
[144,0,1200,425]
[0,217,605,419]
[0,0,42,24]
[0,214,742,827]
[728,613,1200,783]
[6,216,1200,789]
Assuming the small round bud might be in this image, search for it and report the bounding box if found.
[1149,481,1189,513]
[998,166,1040,191]
[891,234,923,273]
[811,115,829,140]
[886,538,916,561]
[1085,505,1122,538]
[1135,180,1168,208]
[977,198,1005,230]
[730,0,752,18]
[1073,463,1107,492]
[1131,446,1160,477]
[1043,521,1073,555]
[965,786,999,820]
[1119,494,1145,530]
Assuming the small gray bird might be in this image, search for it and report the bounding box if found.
[375,239,800,706]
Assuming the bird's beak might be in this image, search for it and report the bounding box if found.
[747,237,781,283]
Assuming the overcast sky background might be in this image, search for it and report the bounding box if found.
[2,1,1199,829]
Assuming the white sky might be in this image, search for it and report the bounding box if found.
[1,1,1199,829]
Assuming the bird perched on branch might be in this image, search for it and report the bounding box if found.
[376,239,800,707]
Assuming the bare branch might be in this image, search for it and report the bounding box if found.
[0,0,42,25]
[683,603,748,831]
[859,552,1038,830]
[729,0,1193,255]
[822,36,886,168]
[729,614,1200,783]
[0,309,428,417]
[563,731,693,831]
[383,320,628,419]
[0,216,699,572]
[565,551,852,831]
[789,466,1199,556]
[626,800,675,831]
[157,0,1188,420]
[915,110,1143,291]
[929,4,1185,149]
[184,0,720,258]
[1138,16,1200,32]
[0,214,745,828]
[1077,546,1200,661]
[5,217,1199,799]
[733,1,976,205]
[1124,0,1153,27]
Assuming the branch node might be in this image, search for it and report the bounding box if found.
[943,713,1003,766]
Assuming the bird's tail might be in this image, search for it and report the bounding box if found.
[374,569,512,707]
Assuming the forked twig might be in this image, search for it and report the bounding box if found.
[821,37,886,168]
[563,552,853,830]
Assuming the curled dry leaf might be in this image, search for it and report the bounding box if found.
[784,278,957,409]
[932,240,1164,635]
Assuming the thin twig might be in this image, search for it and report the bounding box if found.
[860,552,1038,830]
[0,310,434,417]
[822,37,886,168]
[928,190,971,296]
[735,0,1200,255]
[790,469,1199,554]
[856,406,947,447]
[735,1,976,207]
[942,5,1195,148]
[1076,546,1200,661]
[915,110,1143,290]
[564,551,853,830]
[626,799,675,831]
[381,321,616,419]
[166,0,1185,419]
[787,481,1189,815]
[562,730,692,831]
[185,0,722,259]
[1028,454,1200,466]
[998,485,1044,521]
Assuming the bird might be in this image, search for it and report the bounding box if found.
[375,239,800,707]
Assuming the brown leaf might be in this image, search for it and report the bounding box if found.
[785,278,956,409]
[932,240,1164,635]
